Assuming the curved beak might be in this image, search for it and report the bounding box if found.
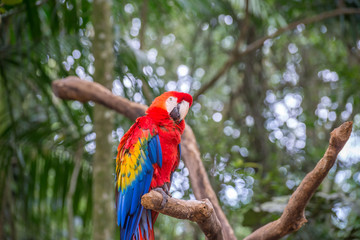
[170,101,190,123]
[170,104,181,123]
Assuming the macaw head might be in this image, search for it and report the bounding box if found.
[146,91,193,123]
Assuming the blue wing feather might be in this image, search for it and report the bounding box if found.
[130,180,141,214]
[156,135,162,168]
[116,133,162,240]
[117,194,122,225]
[148,137,158,164]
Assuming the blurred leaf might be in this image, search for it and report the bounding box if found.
[2,0,22,5]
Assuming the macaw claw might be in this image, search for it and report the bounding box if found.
[153,184,172,209]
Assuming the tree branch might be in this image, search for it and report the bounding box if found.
[244,121,353,240]
[241,8,360,58]
[193,8,360,101]
[52,76,235,240]
[52,77,148,120]
[141,190,222,240]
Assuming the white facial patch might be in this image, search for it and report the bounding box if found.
[166,96,178,114]
[179,101,190,120]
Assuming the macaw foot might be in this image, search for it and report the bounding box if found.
[153,184,171,209]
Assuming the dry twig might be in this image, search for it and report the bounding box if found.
[244,121,353,240]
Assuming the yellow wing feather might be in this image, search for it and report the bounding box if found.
[116,132,150,191]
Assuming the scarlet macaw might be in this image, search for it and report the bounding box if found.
[115,91,192,240]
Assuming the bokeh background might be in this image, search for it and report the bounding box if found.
[1,0,360,239]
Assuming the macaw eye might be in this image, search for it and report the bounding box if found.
[166,96,178,114]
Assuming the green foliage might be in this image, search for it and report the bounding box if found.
[2,0,22,6]
[1,0,360,239]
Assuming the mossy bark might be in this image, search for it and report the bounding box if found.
[91,0,115,239]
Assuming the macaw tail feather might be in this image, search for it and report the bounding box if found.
[138,226,154,240]
[133,209,157,240]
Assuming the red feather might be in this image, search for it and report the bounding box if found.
[145,91,191,189]
[116,91,192,240]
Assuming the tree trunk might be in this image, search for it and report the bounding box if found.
[91,0,115,239]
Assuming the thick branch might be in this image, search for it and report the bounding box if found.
[141,190,222,240]
[52,76,235,240]
[244,121,353,240]
[91,0,116,237]
[52,76,147,120]
[193,8,360,100]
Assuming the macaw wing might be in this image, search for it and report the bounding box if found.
[115,123,162,240]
